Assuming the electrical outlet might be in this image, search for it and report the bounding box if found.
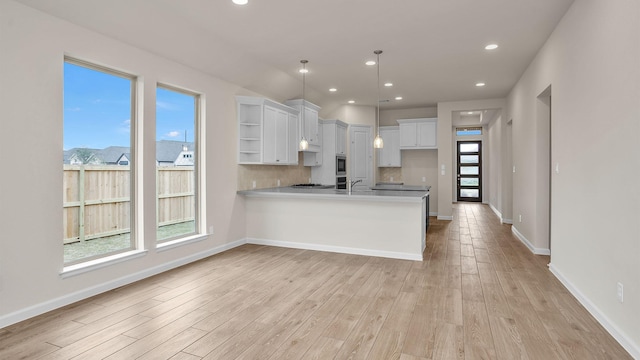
[617,282,624,303]
[209,226,214,234]
[277,179,280,187]
[519,214,522,222]
[422,177,426,182]
[390,176,394,182]
[513,166,516,173]
[252,180,256,188]
[555,163,560,174]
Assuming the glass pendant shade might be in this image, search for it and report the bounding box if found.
[299,137,309,150]
[373,135,384,148]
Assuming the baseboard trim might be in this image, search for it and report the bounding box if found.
[549,264,640,359]
[489,203,502,222]
[0,238,247,329]
[437,215,454,221]
[511,226,551,255]
[502,218,513,224]
[429,212,438,217]
[246,238,422,261]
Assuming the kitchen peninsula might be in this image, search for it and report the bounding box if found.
[238,186,430,261]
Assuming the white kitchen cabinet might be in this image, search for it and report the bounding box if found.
[377,126,401,167]
[288,112,300,165]
[397,118,437,149]
[336,123,347,155]
[311,119,349,185]
[237,96,298,165]
[303,122,323,166]
[285,99,321,153]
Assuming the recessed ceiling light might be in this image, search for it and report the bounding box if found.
[348,100,355,104]
[232,0,248,5]
[329,88,337,92]
[475,82,486,87]
[299,68,308,74]
[395,96,403,100]
[485,44,498,50]
[384,83,393,87]
[365,60,376,66]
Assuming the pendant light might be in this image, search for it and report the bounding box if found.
[373,50,384,149]
[299,60,309,151]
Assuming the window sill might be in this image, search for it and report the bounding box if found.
[61,249,148,279]
[156,233,209,252]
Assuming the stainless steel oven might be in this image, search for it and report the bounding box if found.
[336,176,347,190]
[336,155,346,176]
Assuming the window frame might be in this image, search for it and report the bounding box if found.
[155,83,203,245]
[63,56,139,266]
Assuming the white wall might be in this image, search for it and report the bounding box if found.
[507,0,640,355]
[0,1,247,326]
[487,112,512,222]
[324,104,375,126]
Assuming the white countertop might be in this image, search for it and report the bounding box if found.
[237,186,429,203]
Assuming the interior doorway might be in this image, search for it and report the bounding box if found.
[537,86,552,254]
[457,141,482,202]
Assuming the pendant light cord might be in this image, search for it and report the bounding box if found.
[302,61,305,129]
[299,60,309,150]
[376,51,380,137]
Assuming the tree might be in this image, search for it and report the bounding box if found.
[73,148,101,165]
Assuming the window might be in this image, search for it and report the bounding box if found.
[63,59,136,264]
[456,127,482,136]
[156,85,200,243]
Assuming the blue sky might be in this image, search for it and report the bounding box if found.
[64,62,195,150]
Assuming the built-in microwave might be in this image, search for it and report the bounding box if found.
[336,155,347,176]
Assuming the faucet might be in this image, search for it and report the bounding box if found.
[348,179,362,194]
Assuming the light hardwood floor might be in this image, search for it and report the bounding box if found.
[0,203,632,359]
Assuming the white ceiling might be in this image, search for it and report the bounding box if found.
[16,0,574,113]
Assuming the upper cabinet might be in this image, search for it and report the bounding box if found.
[397,118,437,149]
[237,96,299,165]
[310,119,348,185]
[319,119,348,157]
[303,121,323,166]
[335,122,347,156]
[285,99,321,153]
[377,126,401,167]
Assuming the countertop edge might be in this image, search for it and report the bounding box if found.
[237,189,428,203]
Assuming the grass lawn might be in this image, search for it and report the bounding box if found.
[64,221,196,263]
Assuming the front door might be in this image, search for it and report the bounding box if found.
[457,141,482,202]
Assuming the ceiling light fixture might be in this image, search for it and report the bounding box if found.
[365,60,376,66]
[348,100,355,104]
[232,0,248,5]
[329,88,337,92]
[299,60,309,151]
[395,96,403,100]
[373,50,384,149]
[476,82,486,87]
[485,44,498,50]
[384,82,393,87]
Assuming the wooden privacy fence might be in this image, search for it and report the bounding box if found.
[63,165,194,244]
